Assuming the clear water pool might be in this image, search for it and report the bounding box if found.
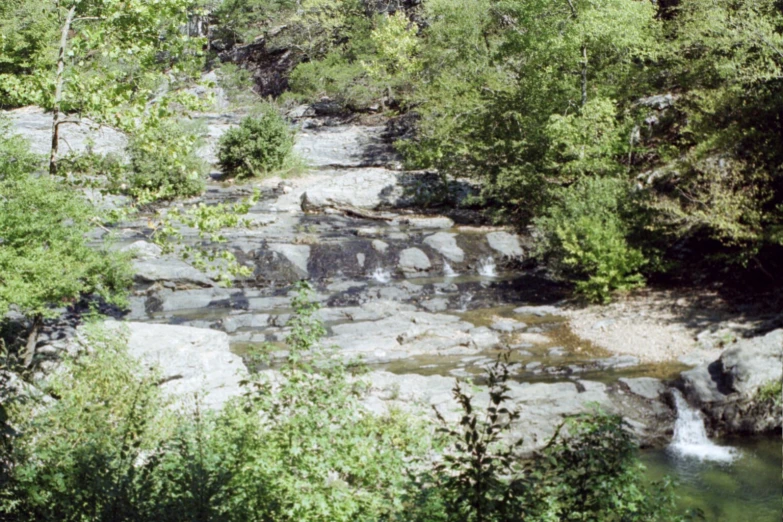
[642,436,782,521]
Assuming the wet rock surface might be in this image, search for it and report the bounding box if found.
[11,109,775,450]
[679,329,783,435]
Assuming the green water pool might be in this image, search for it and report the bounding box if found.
[642,436,782,521]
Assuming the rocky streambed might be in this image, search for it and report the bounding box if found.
[7,106,782,455]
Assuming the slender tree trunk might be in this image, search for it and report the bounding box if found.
[49,5,77,176]
[581,45,588,107]
[23,315,42,368]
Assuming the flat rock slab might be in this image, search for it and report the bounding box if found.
[362,371,625,453]
[133,258,213,289]
[106,321,247,410]
[513,305,563,317]
[294,125,398,168]
[619,377,666,400]
[6,106,127,158]
[328,310,498,362]
[300,168,406,211]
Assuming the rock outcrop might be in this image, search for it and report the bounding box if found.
[679,329,783,434]
[105,321,247,411]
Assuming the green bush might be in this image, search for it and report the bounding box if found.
[403,355,682,522]
[217,111,295,178]
[535,177,647,302]
[126,118,207,201]
[1,325,172,521]
[0,118,42,180]
[288,52,381,110]
[0,131,132,367]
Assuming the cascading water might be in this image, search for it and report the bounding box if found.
[668,389,738,463]
[478,256,497,277]
[443,260,459,277]
[457,291,474,312]
[369,267,392,284]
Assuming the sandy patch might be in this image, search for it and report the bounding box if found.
[563,288,781,364]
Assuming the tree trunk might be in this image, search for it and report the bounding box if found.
[49,5,77,176]
[23,315,42,368]
[581,45,588,107]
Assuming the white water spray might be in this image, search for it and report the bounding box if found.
[478,256,497,277]
[443,260,459,277]
[668,389,738,463]
[369,267,391,284]
[458,291,474,312]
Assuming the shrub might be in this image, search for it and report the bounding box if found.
[126,117,207,201]
[0,118,42,180]
[288,53,381,110]
[534,177,647,302]
[0,132,132,367]
[1,325,172,521]
[217,110,295,178]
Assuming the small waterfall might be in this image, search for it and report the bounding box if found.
[369,267,391,284]
[668,389,737,463]
[478,256,497,278]
[443,260,459,277]
[457,291,474,312]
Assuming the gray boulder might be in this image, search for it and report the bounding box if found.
[269,244,311,276]
[121,241,163,260]
[133,258,213,289]
[397,248,431,276]
[423,232,464,263]
[486,231,524,259]
[679,329,783,434]
[110,322,246,411]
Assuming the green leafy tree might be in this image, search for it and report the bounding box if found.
[534,177,647,302]
[0,132,132,367]
[647,0,783,270]
[36,0,205,174]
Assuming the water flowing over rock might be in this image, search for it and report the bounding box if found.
[668,389,738,462]
[5,108,697,451]
[679,329,783,434]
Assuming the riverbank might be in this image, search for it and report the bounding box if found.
[564,288,783,364]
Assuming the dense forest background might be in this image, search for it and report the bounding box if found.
[2,0,782,300]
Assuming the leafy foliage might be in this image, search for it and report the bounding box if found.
[149,190,261,286]
[218,111,295,178]
[1,324,172,521]
[1,287,685,521]
[424,356,527,522]
[125,116,208,201]
[535,177,647,302]
[530,411,681,521]
[403,354,682,522]
[0,132,131,334]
